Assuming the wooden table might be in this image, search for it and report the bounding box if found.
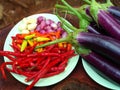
[0,6,110,90]
[1,0,120,89]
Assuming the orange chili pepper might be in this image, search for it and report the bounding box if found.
[67,43,72,51]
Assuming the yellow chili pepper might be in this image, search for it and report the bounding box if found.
[20,40,27,52]
[24,34,35,40]
[63,42,67,48]
[58,42,63,48]
[27,40,34,46]
[17,44,21,48]
[35,48,44,52]
[35,37,50,42]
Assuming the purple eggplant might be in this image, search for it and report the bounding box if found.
[98,10,120,37]
[108,6,120,20]
[81,51,120,84]
[76,32,120,64]
[89,0,120,40]
[84,0,120,23]
[87,22,108,35]
[87,25,100,34]
[102,0,120,21]
[107,6,120,24]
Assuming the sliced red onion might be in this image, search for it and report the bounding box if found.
[57,27,64,32]
[51,23,58,30]
[35,24,41,31]
[37,16,46,24]
[40,20,46,29]
[39,29,46,34]
[35,16,66,37]
[46,19,54,25]
[46,29,54,33]
[57,22,62,28]
[45,25,52,30]
[61,32,68,38]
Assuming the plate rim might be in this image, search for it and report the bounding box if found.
[82,58,120,90]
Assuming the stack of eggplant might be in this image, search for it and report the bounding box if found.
[38,0,120,85]
[55,0,120,84]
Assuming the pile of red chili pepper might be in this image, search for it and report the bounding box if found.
[0,29,76,90]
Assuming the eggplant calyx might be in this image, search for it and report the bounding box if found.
[77,4,92,22]
[101,0,113,10]
[72,32,91,55]
[90,0,102,23]
[106,0,113,7]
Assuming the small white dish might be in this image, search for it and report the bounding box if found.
[3,13,80,87]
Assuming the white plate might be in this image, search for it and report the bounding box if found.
[3,13,79,87]
[82,59,120,90]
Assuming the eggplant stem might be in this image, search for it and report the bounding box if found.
[56,14,79,32]
[83,0,91,4]
[55,4,69,11]
[35,35,70,49]
[61,0,82,20]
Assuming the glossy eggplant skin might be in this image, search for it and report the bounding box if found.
[76,32,120,64]
[98,10,120,40]
[87,22,108,35]
[108,6,120,20]
[81,51,120,84]
[87,25,100,34]
[85,6,120,36]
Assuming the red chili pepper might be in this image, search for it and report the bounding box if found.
[11,43,21,52]
[25,57,51,82]
[16,34,27,39]
[15,40,23,44]
[43,68,65,78]
[27,52,60,57]
[61,50,76,59]
[0,29,76,90]
[0,62,13,79]
[25,57,61,90]
[0,51,28,57]
[44,44,56,52]
[59,58,68,67]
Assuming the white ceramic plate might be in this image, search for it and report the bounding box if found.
[3,13,80,87]
[82,59,120,89]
